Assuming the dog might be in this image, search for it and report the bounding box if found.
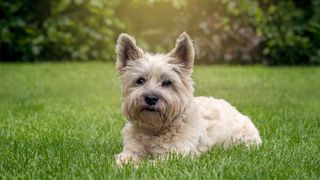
[115,32,262,165]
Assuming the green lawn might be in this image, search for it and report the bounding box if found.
[0,62,319,179]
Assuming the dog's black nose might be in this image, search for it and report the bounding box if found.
[144,94,159,105]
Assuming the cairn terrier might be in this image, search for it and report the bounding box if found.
[115,32,262,165]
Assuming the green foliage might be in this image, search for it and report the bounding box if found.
[178,0,262,64]
[0,0,319,64]
[0,0,123,61]
[255,0,320,65]
[116,0,320,65]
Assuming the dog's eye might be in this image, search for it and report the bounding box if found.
[162,80,172,87]
[136,77,145,85]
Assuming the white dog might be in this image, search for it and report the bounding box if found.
[115,32,262,165]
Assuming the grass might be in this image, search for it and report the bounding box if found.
[0,62,319,179]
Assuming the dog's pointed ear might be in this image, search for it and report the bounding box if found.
[116,33,144,73]
[168,32,195,72]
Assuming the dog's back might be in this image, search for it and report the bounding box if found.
[195,96,262,148]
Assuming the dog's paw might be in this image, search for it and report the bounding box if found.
[115,152,141,166]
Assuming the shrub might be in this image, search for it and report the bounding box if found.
[116,0,320,65]
[1,0,319,64]
[179,0,262,64]
[0,0,123,61]
[255,0,320,65]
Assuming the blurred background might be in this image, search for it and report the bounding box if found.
[0,0,319,65]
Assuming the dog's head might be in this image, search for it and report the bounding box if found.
[116,32,195,129]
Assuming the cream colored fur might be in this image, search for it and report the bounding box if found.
[115,32,262,165]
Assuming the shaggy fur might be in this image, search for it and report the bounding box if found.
[115,32,262,165]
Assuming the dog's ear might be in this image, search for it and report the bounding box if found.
[116,33,144,73]
[168,32,195,72]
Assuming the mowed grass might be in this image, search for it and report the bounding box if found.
[0,62,319,179]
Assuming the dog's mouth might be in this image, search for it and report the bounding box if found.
[141,107,158,112]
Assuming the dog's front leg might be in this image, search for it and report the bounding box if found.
[115,135,146,166]
[115,150,144,166]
